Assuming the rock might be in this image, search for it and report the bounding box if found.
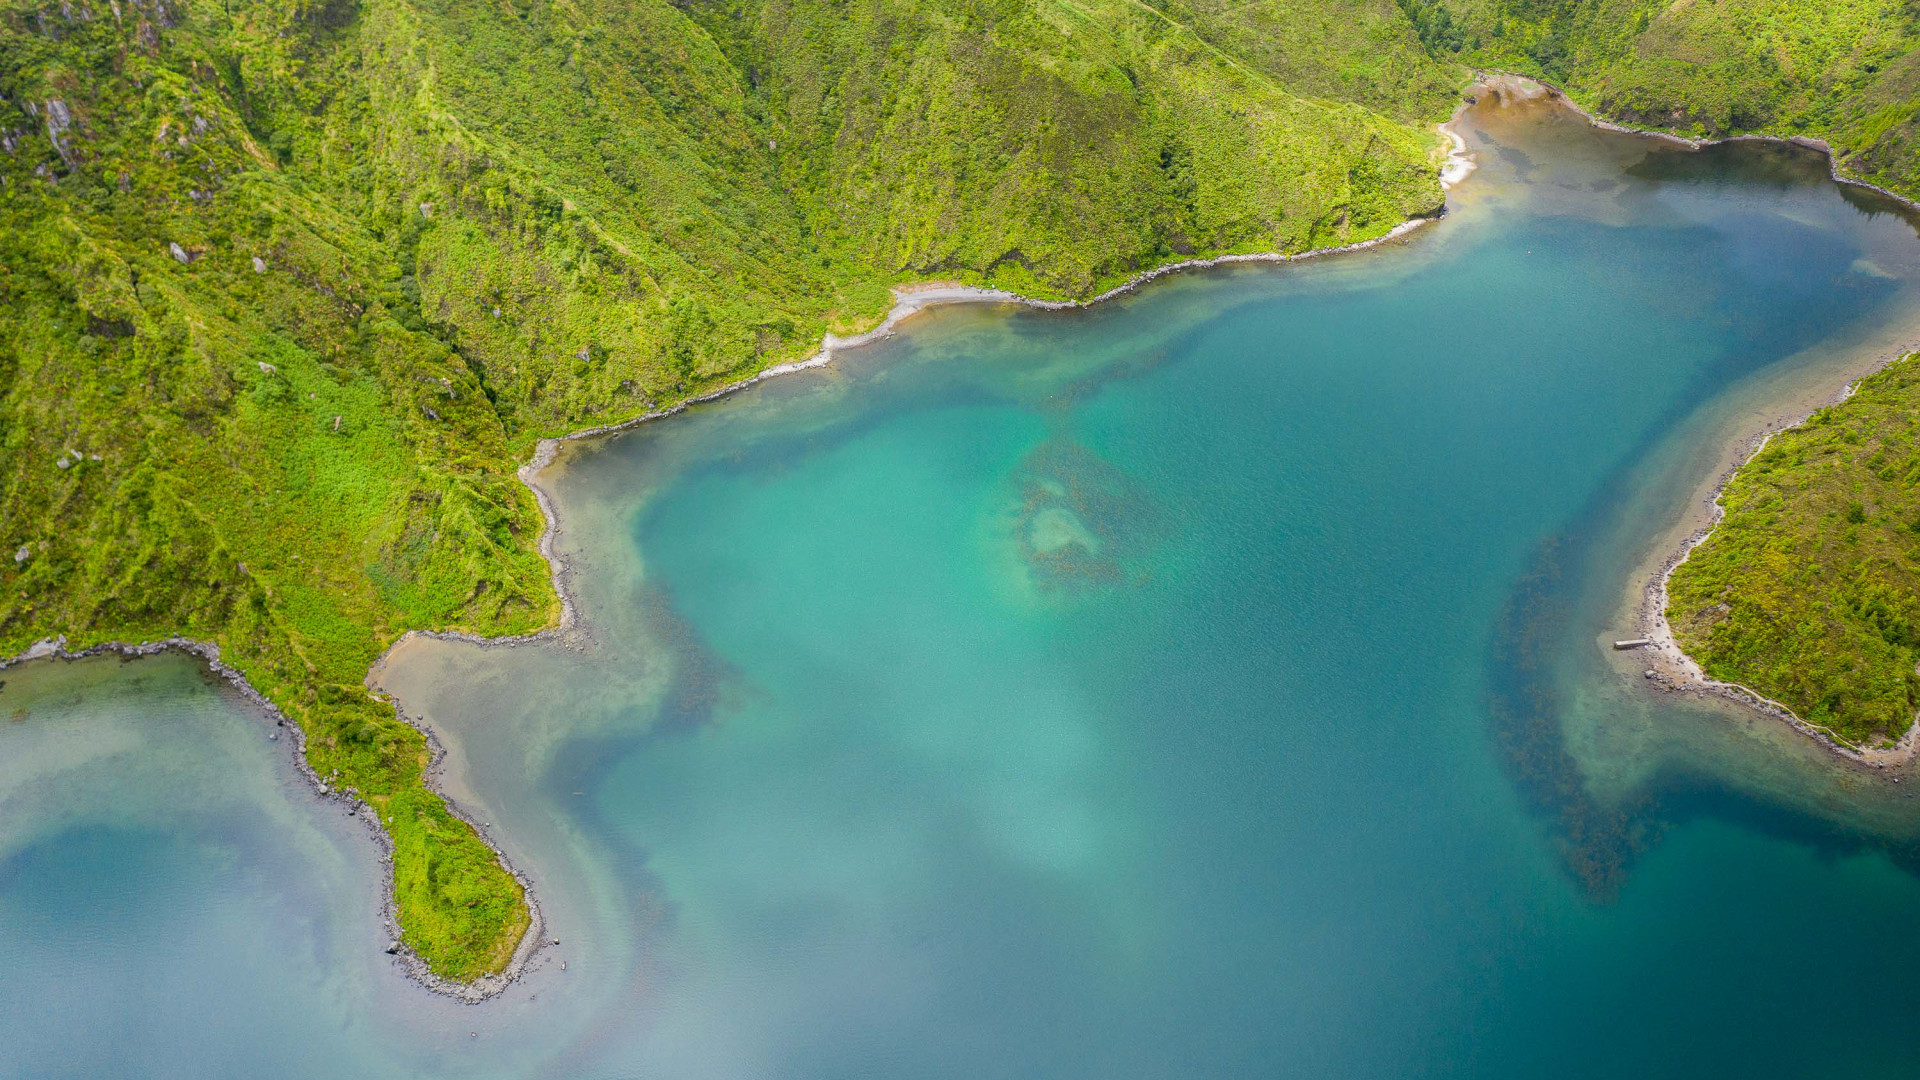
[42,99,72,165]
[258,361,277,373]
[491,306,500,318]
[422,404,440,421]
[169,241,191,264]
[252,256,267,274]
[384,941,400,955]
[1643,670,1656,679]
[55,457,69,470]
[13,546,28,563]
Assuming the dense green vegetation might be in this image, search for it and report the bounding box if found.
[1669,356,1920,748]
[1445,0,1920,200]
[0,0,1455,981]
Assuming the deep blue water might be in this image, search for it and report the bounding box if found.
[10,92,1920,1078]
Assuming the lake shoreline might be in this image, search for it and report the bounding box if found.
[492,73,1920,777]
[0,122,1468,1005]
[1633,412,1920,769]
[1476,71,1920,218]
[0,633,551,1003]
[3,72,1912,1040]
[392,107,1481,661]
[5,68,1910,1008]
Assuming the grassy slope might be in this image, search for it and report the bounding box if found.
[0,0,1454,980]
[1142,0,1463,123]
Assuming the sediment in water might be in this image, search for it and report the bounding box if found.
[1476,71,1920,217]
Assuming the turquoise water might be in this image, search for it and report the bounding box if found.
[13,93,1920,1077]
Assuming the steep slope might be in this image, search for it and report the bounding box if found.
[1140,0,1464,123]
[1446,0,1920,199]
[0,0,1455,982]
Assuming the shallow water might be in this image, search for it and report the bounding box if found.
[11,92,1920,1077]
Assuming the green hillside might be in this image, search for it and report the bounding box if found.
[1447,0,1920,200]
[0,0,1456,982]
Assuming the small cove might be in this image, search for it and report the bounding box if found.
[10,90,1920,1077]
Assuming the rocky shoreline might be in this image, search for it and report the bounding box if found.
[1631,375,1920,770]
[0,633,551,1003]
[1478,72,1920,218]
[1631,426,1920,769]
